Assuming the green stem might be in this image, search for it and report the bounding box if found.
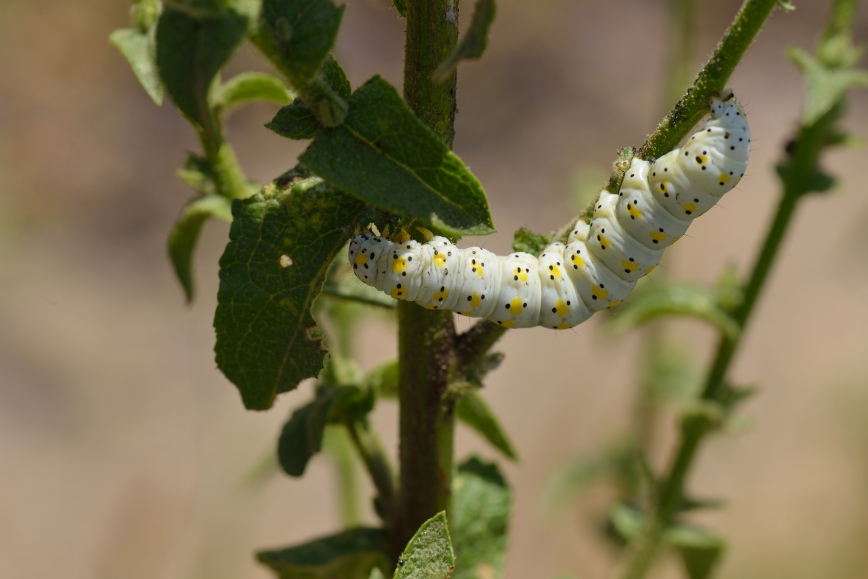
[823,0,860,41]
[453,321,507,378]
[323,426,363,527]
[394,0,460,556]
[345,418,397,524]
[197,128,250,200]
[665,0,696,108]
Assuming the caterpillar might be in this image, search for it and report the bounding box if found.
[348,91,750,329]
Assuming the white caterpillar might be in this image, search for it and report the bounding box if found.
[348,91,750,329]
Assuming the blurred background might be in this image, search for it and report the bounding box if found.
[1,0,867,578]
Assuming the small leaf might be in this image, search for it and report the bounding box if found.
[278,386,356,477]
[433,0,496,82]
[300,76,495,237]
[168,195,233,302]
[452,457,512,579]
[609,503,644,541]
[392,0,407,18]
[787,46,868,127]
[109,28,164,105]
[776,0,795,11]
[267,99,321,140]
[370,568,387,579]
[259,0,345,85]
[214,72,294,116]
[665,525,726,579]
[155,6,248,142]
[395,512,455,579]
[511,227,550,256]
[257,527,389,579]
[176,152,217,194]
[607,283,740,340]
[455,391,519,461]
[214,176,367,410]
[363,360,399,398]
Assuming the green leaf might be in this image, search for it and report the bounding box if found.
[257,527,389,579]
[155,6,248,142]
[267,99,322,140]
[511,227,550,256]
[300,76,495,237]
[788,46,868,127]
[607,283,740,340]
[110,28,164,105]
[455,392,518,461]
[666,525,726,579]
[395,512,455,579]
[609,503,644,541]
[214,176,367,410]
[214,72,294,116]
[168,195,233,302]
[363,360,399,398]
[259,0,345,85]
[278,386,356,477]
[644,340,699,404]
[452,457,511,579]
[176,152,217,194]
[392,0,407,18]
[370,568,387,579]
[433,0,496,82]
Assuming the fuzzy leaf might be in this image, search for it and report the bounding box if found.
[155,6,248,140]
[278,386,357,477]
[608,283,740,340]
[257,527,389,579]
[110,28,164,105]
[259,0,345,84]
[300,76,495,237]
[433,0,496,82]
[214,71,294,116]
[455,392,519,461]
[267,99,322,140]
[452,457,511,579]
[511,227,550,256]
[168,195,233,302]
[214,177,367,410]
[395,512,455,579]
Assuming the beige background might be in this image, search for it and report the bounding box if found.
[1,0,867,578]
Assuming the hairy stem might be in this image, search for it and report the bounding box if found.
[393,0,460,558]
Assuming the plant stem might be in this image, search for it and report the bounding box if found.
[346,418,397,524]
[394,0,460,558]
[453,321,507,378]
[197,128,251,200]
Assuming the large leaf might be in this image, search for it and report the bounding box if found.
[452,458,511,579]
[433,0,496,82]
[395,512,455,579]
[257,527,389,579]
[607,282,740,340]
[300,76,495,238]
[168,194,233,302]
[214,175,367,410]
[213,71,294,116]
[259,0,345,84]
[455,392,518,461]
[110,28,164,105]
[278,386,356,477]
[155,6,248,141]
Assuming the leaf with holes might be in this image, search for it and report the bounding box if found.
[214,176,367,410]
[300,76,495,237]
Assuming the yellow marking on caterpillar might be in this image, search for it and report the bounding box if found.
[554,300,569,317]
[607,300,620,309]
[550,265,561,279]
[557,322,571,330]
[658,181,668,194]
[627,204,643,219]
[393,256,408,272]
[570,254,584,268]
[682,203,697,214]
[718,173,731,185]
[515,267,528,283]
[696,155,708,166]
[355,253,369,266]
[432,287,448,303]
[461,311,471,316]
[416,227,434,241]
[644,266,655,275]
[621,260,638,272]
[591,285,608,301]
[391,286,404,299]
[509,297,524,315]
[501,320,516,329]
[470,292,481,308]
[434,253,447,267]
[598,233,611,250]
[649,231,668,243]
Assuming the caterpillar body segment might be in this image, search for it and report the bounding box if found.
[348,92,750,330]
